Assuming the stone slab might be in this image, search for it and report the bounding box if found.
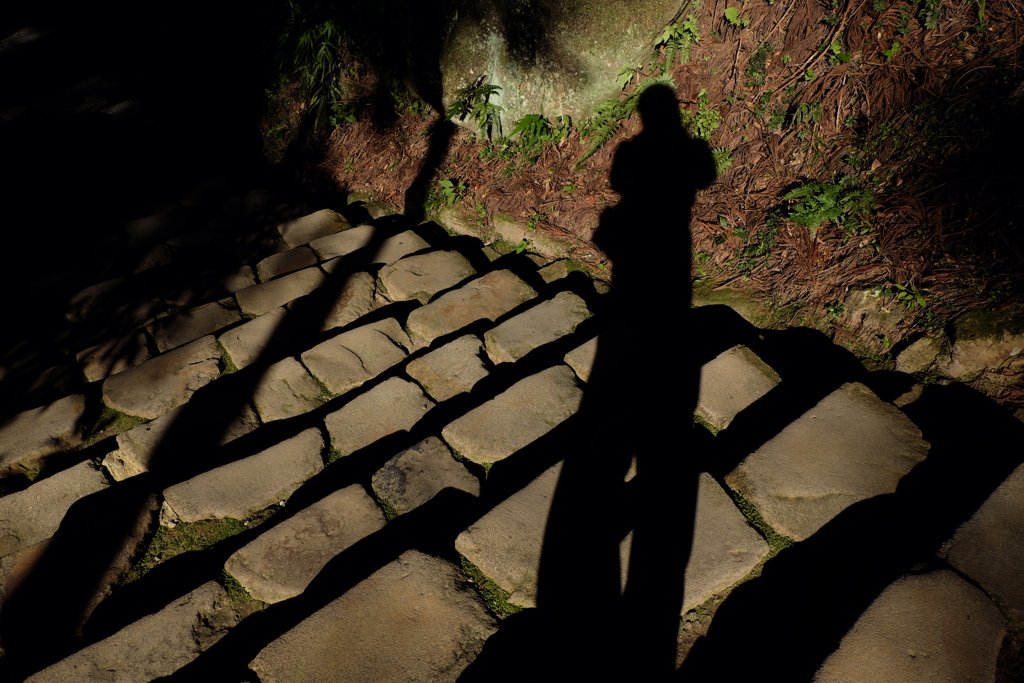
[252,357,327,423]
[318,271,380,332]
[217,306,289,370]
[725,382,930,541]
[941,463,1024,617]
[696,345,781,431]
[537,259,570,283]
[813,571,1004,683]
[483,290,591,364]
[235,267,327,318]
[0,460,110,557]
[301,318,411,396]
[309,224,375,261]
[162,266,258,308]
[102,336,221,420]
[76,331,152,382]
[406,334,490,401]
[442,365,583,465]
[564,335,599,383]
[25,581,236,683]
[248,550,496,683]
[0,394,87,476]
[405,269,538,347]
[147,298,241,353]
[256,245,318,281]
[324,378,434,458]
[682,473,769,612]
[225,484,385,604]
[372,437,480,516]
[378,250,477,304]
[162,427,324,523]
[319,229,431,272]
[278,209,350,249]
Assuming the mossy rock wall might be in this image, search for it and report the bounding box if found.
[440,0,680,131]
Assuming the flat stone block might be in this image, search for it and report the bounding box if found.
[375,229,431,265]
[683,473,769,612]
[278,209,350,248]
[814,571,1004,683]
[372,437,480,516]
[235,267,327,317]
[102,336,221,420]
[406,270,538,347]
[25,582,236,683]
[147,298,241,353]
[252,357,326,423]
[319,271,380,332]
[65,276,126,323]
[378,250,476,304]
[537,259,570,283]
[76,332,152,382]
[256,246,317,281]
[301,318,410,396]
[217,306,289,370]
[942,463,1024,617]
[324,378,434,458]
[225,484,385,604]
[249,550,495,683]
[163,266,257,308]
[564,335,599,383]
[309,224,375,260]
[162,427,324,523]
[696,345,780,431]
[0,460,110,558]
[406,334,489,401]
[725,382,930,541]
[0,394,87,476]
[483,291,591,364]
[442,365,583,465]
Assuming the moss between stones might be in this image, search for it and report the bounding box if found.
[727,488,794,558]
[459,555,523,620]
[221,569,268,615]
[83,405,149,447]
[121,517,254,586]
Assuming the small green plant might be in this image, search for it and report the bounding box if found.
[805,67,817,81]
[577,74,675,166]
[437,179,467,206]
[882,41,901,62]
[682,89,722,141]
[474,203,488,221]
[527,212,546,231]
[827,40,852,65]
[507,114,571,161]
[724,6,751,28]
[448,76,503,139]
[881,282,928,310]
[745,42,774,87]
[778,180,877,238]
[712,147,734,175]
[826,301,846,318]
[655,14,701,70]
[514,239,532,254]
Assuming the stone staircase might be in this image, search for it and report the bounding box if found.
[1,187,1022,683]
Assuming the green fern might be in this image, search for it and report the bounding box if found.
[576,75,676,166]
[780,180,877,238]
[449,76,503,139]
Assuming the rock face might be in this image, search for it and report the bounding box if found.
[372,437,480,516]
[248,550,496,683]
[440,0,679,131]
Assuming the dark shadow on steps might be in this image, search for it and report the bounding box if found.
[675,381,1024,682]
[459,83,717,682]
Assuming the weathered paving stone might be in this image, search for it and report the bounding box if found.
[162,428,324,523]
[0,394,87,476]
[252,357,327,423]
[725,382,930,541]
[162,265,257,308]
[65,276,126,323]
[442,365,583,465]
[235,267,327,317]
[309,223,375,260]
[483,290,591,364]
[813,571,1005,683]
[248,550,496,683]
[696,345,781,431]
[76,331,152,382]
[406,334,489,401]
[377,250,477,304]
[256,245,317,281]
[564,335,599,383]
[225,484,385,604]
[102,336,221,420]
[537,259,570,283]
[683,473,769,612]
[941,463,1024,617]
[319,271,379,331]
[217,306,289,370]
[301,318,411,396]
[372,437,480,516]
[405,269,538,347]
[146,298,241,353]
[0,460,109,557]
[25,581,237,683]
[324,378,434,458]
[278,208,350,248]
[317,229,430,271]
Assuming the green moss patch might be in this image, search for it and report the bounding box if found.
[459,555,522,620]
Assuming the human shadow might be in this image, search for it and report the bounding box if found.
[459,83,716,681]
